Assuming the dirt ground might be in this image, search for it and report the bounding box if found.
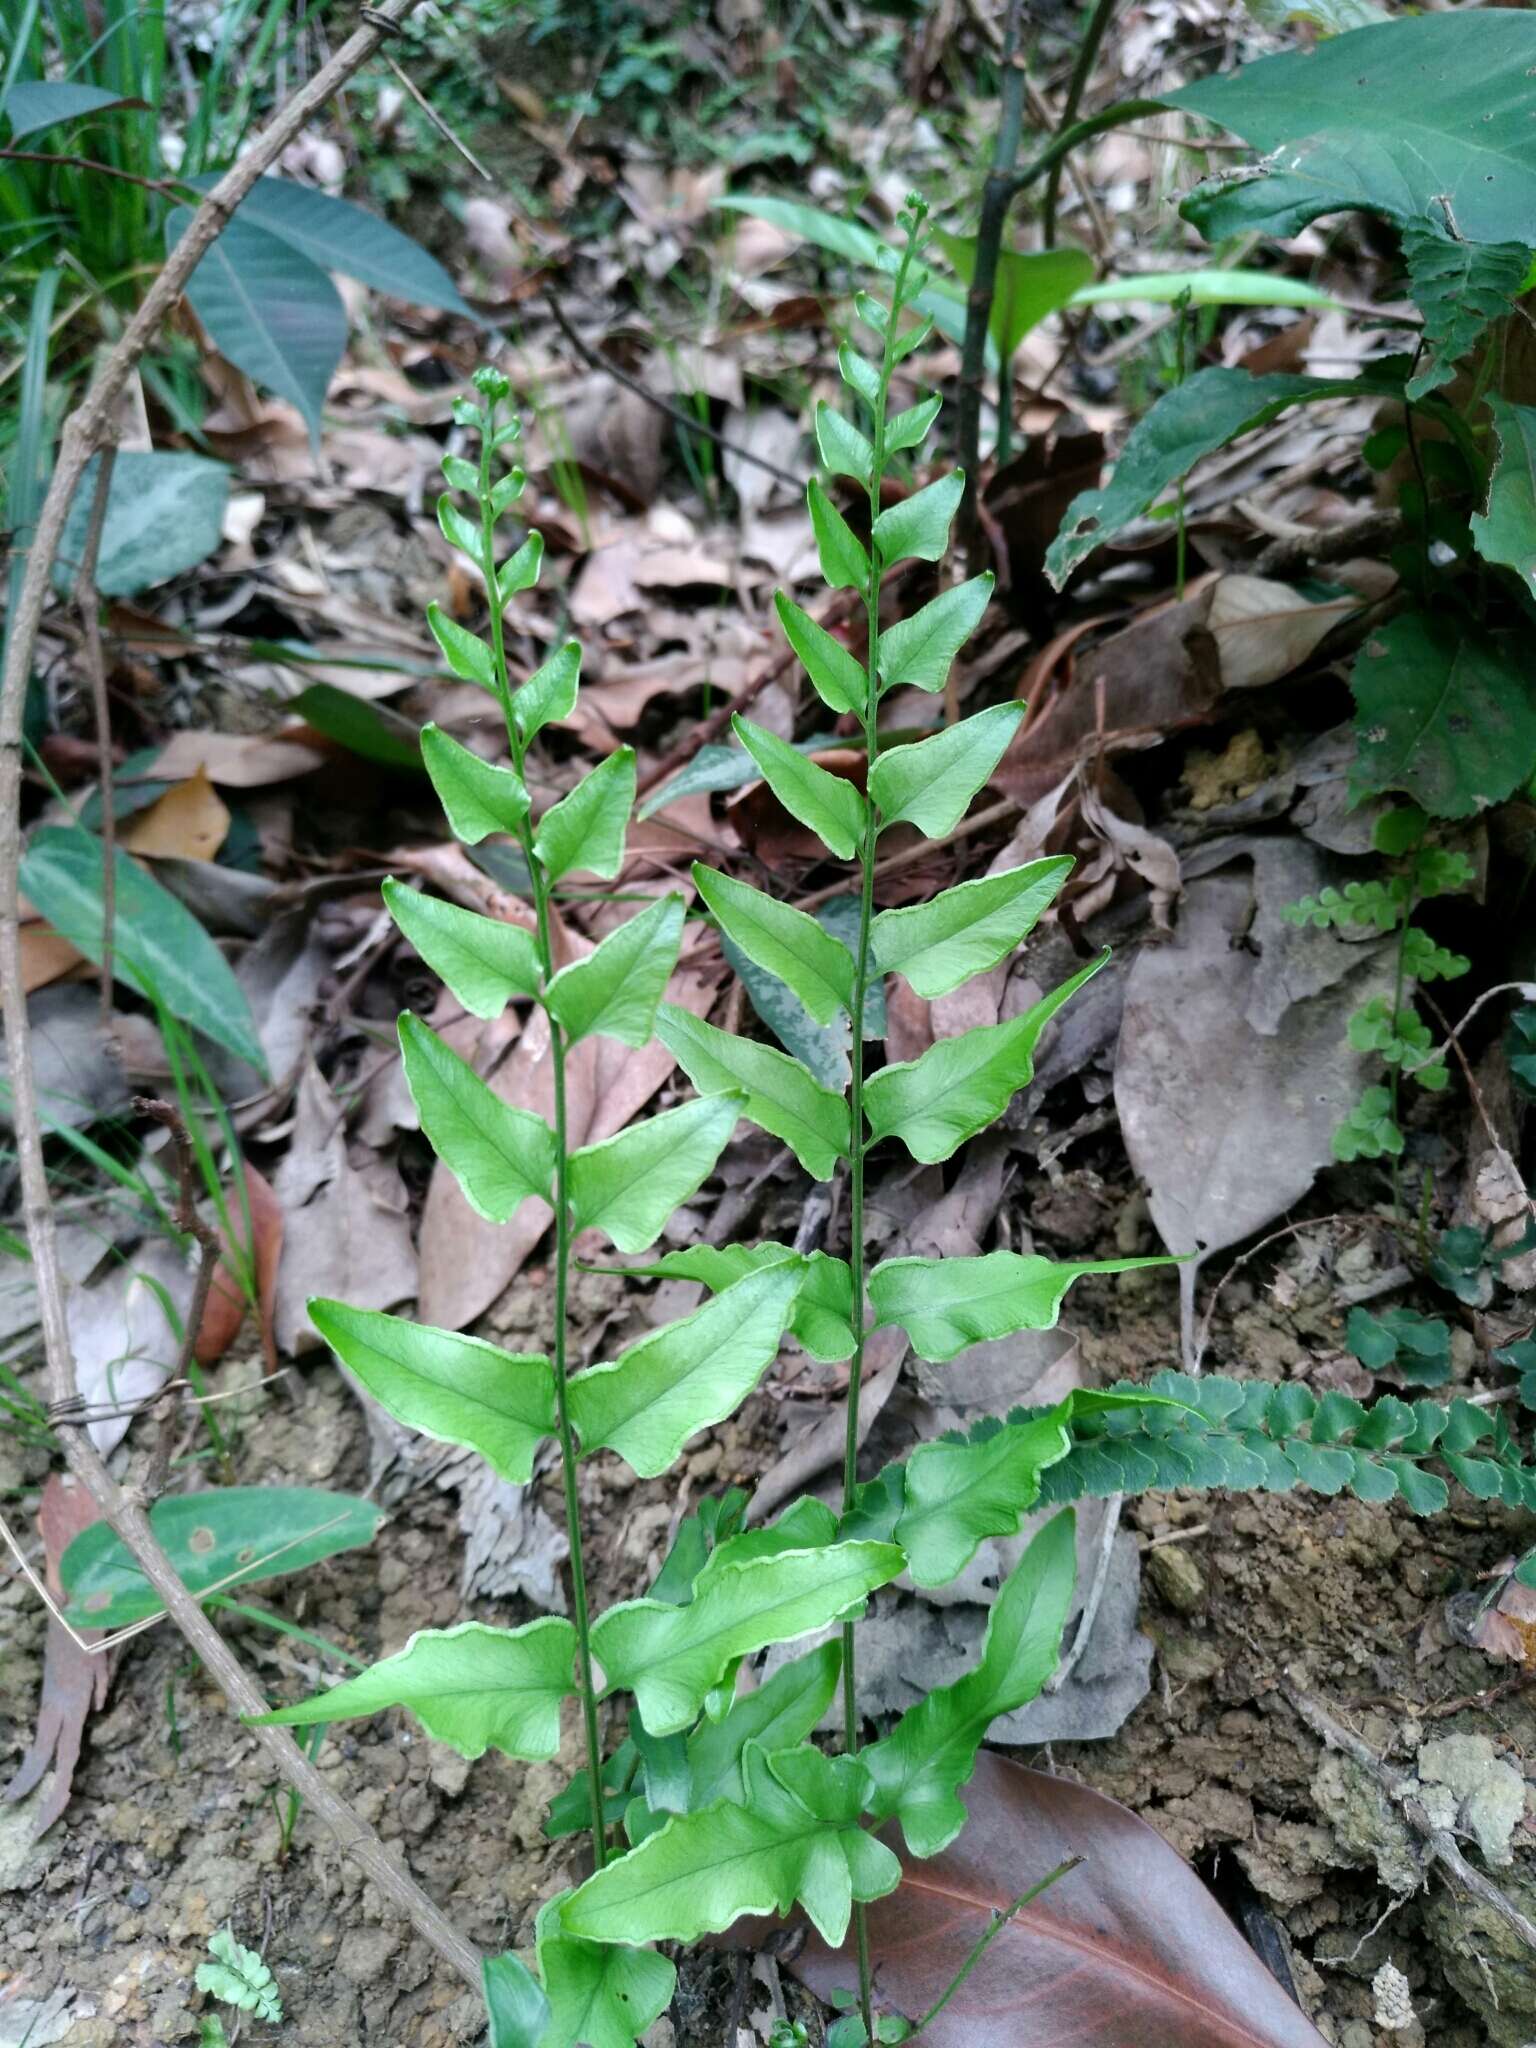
[4,1172,1533,2048]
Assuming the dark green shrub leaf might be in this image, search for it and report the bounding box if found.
[1471,396,1536,592]
[1400,219,1528,401]
[1349,612,1536,817]
[55,452,228,597]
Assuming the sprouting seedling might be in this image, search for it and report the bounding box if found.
[196,1926,283,2040]
[236,225,1536,2048]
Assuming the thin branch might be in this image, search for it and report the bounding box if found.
[0,148,189,196]
[77,445,118,1034]
[1040,0,1120,248]
[544,292,803,488]
[0,0,482,1994]
[133,1097,225,1502]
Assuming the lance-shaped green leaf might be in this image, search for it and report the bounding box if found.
[864,955,1106,1163]
[731,716,865,860]
[871,857,1072,1000]
[687,1640,843,1808]
[870,470,964,566]
[421,724,528,843]
[869,702,1024,839]
[249,1617,576,1759]
[694,864,855,1025]
[309,1300,555,1484]
[535,749,636,881]
[869,1248,1174,1364]
[896,1408,1074,1587]
[815,401,874,486]
[383,878,540,1019]
[426,603,497,692]
[885,394,941,454]
[534,1901,675,2048]
[496,531,544,606]
[656,1004,851,1179]
[439,493,492,575]
[514,640,582,743]
[612,1245,855,1362]
[567,1094,743,1253]
[1401,218,1528,402]
[862,1510,1076,1851]
[1471,396,1536,596]
[483,1952,550,2048]
[807,478,870,590]
[569,1262,801,1476]
[560,1741,899,1948]
[591,1541,902,1735]
[773,592,866,716]
[876,573,993,694]
[399,1013,555,1220]
[544,894,684,1047]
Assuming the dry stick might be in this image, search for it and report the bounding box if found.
[0,0,482,1994]
[133,1097,225,1503]
[543,291,803,489]
[76,445,118,1033]
[1282,1675,1536,1955]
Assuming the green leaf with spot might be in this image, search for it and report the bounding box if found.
[870,857,1072,1000]
[399,1013,555,1220]
[249,1618,577,1760]
[569,1262,800,1476]
[870,703,1024,838]
[309,1301,555,1484]
[544,895,685,1048]
[567,1095,742,1253]
[383,878,540,1018]
[656,1003,851,1180]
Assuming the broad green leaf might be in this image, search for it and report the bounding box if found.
[885,395,941,454]
[715,193,892,269]
[483,1953,550,2048]
[869,703,1024,838]
[1349,612,1536,818]
[535,1901,674,2048]
[250,1617,576,1759]
[863,1510,1076,1852]
[620,1245,856,1363]
[656,1003,851,1179]
[897,1408,1074,1587]
[383,877,540,1019]
[1071,269,1339,312]
[864,955,1105,1162]
[55,452,227,597]
[567,1094,741,1253]
[721,895,882,1091]
[877,574,993,694]
[1401,219,1528,401]
[816,402,874,486]
[1045,369,1398,588]
[774,591,867,715]
[421,724,529,843]
[870,471,964,567]
[933,236,1092,358]
[309,1300,554,1484]
[1472,396,1536,595]
[535,750,635,882]
[5,80,142,139]
[189,173,475,318]
[1168,15,1536,247]
[807,479,870,590]
[427,602,497,691]
[544,895,684,1048]
[399,1012,555,1219]
[732,715,865,859]
[695,864,855,1025]
[19,826,265,1072]
[687,1641,843,1807]
[869,1248,1173,1364]
[171,209,345,442]
[290,683,421,770]
[871,857,1072,1000]
[514,641,583,742]
[61,1487,381,1629]
[590,1541,902,1735]
[569,1263,801,1477]
[560,1741,899,1947]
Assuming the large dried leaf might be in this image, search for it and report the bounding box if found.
[794,1751,1327,2045]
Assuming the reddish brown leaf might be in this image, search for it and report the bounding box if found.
[195,1162,285,1375]
[3,1475,115,1839]
[793,1752,1326,2047]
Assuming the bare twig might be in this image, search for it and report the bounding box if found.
[133,1098,224,1501]
[1040,0,1120,248]
[1253,505,1406,578]
[1282,1675,1536,1955]
[544,292,802,488]
[77,445,118,1033]
[1045,1494,1121,1693]
[0,0,482,1994]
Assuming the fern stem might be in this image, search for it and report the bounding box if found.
[478,396,608,1873]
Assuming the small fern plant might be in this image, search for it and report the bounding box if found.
[1283,807,1472,1166]
[196,1926,283,2041]
[244,214,1528,2048]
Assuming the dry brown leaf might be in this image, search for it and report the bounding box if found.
[122,769,230,862]
[195,1163,284,1376]
[147,730,325,788]
[1206,574,1360,690]
[19,921,86,995]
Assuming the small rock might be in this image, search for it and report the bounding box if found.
[338,1924,402,1987]
[429,1743,471,1799]
[1417,1733,1527,1867]
[126,1882,152,1909]
[1146,1543,1205,1615]
[1154,1629,1223,1683]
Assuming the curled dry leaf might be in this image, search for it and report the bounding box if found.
[194,1162,284,1375]
[793,1751,1327,2046]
